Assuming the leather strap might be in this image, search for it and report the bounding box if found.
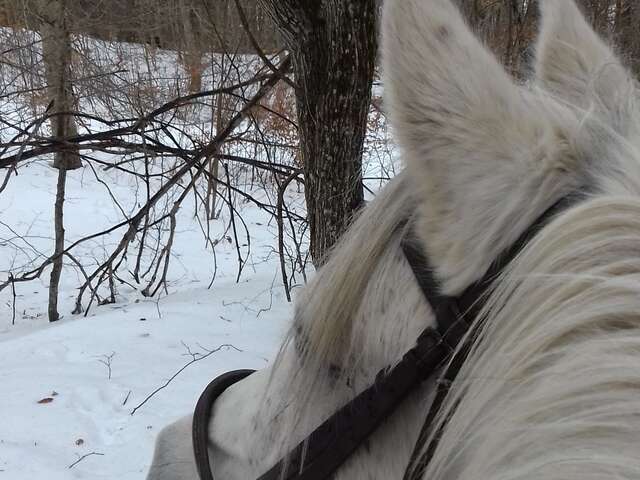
[403,195,578,479]
[256,327,450,480]
[192,369,256,480]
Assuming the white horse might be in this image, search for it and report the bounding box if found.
[147,0,640,478]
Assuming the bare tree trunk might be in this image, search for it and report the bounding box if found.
[41,0,79,322]
[627,1,640,76]
[181,49,204,93]
[614,0,640,76]
[41,0,81,170]
[48,167,66,322]
[206,90,226,220]
[259,0,377,266]
[206,45,233,221]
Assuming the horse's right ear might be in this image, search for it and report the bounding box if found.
[382,0,583,294]
[535,0,635,127]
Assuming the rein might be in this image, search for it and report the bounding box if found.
[192,196,574,480]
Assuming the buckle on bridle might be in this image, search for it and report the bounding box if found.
[434,298,469,351]
[404,328,449,379]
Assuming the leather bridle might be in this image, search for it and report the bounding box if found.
[192,196,575,480]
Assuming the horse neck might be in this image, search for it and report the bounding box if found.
[423,197,640,480]
[270,174,437,447]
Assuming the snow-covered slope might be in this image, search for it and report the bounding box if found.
[0,162,293,479]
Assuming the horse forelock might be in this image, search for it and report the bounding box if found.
[290,173,418,368]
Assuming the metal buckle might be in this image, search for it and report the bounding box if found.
[404,328,448,379]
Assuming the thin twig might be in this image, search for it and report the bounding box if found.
[224,164,244,283]
[122,390,132,406]
[68,452,105,469]
[130,343,242,415]
[97,352,115,380]
[10,273,16,325]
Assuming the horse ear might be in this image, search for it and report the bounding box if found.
[382,0,583,294]
[535,0,635,121]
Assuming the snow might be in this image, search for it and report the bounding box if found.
[0,284,290,479]
[0,161,294,479]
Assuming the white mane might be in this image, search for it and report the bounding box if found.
[423,197,640,479]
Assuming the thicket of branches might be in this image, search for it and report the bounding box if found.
[0,0,393,323]
[1,0,639,324]
[0,1,295,322]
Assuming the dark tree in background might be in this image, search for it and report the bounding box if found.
[612,0,640,76]
[259,0,378,266]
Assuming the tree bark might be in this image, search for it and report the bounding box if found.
[614,0,640,76]
[259,0,377,266]
[181,49,204,93]
[48,167,66,322]
[40,0,81,170]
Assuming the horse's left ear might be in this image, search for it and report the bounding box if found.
[536,0,635,126]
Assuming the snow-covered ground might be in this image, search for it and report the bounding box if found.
[0,161,295,479]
